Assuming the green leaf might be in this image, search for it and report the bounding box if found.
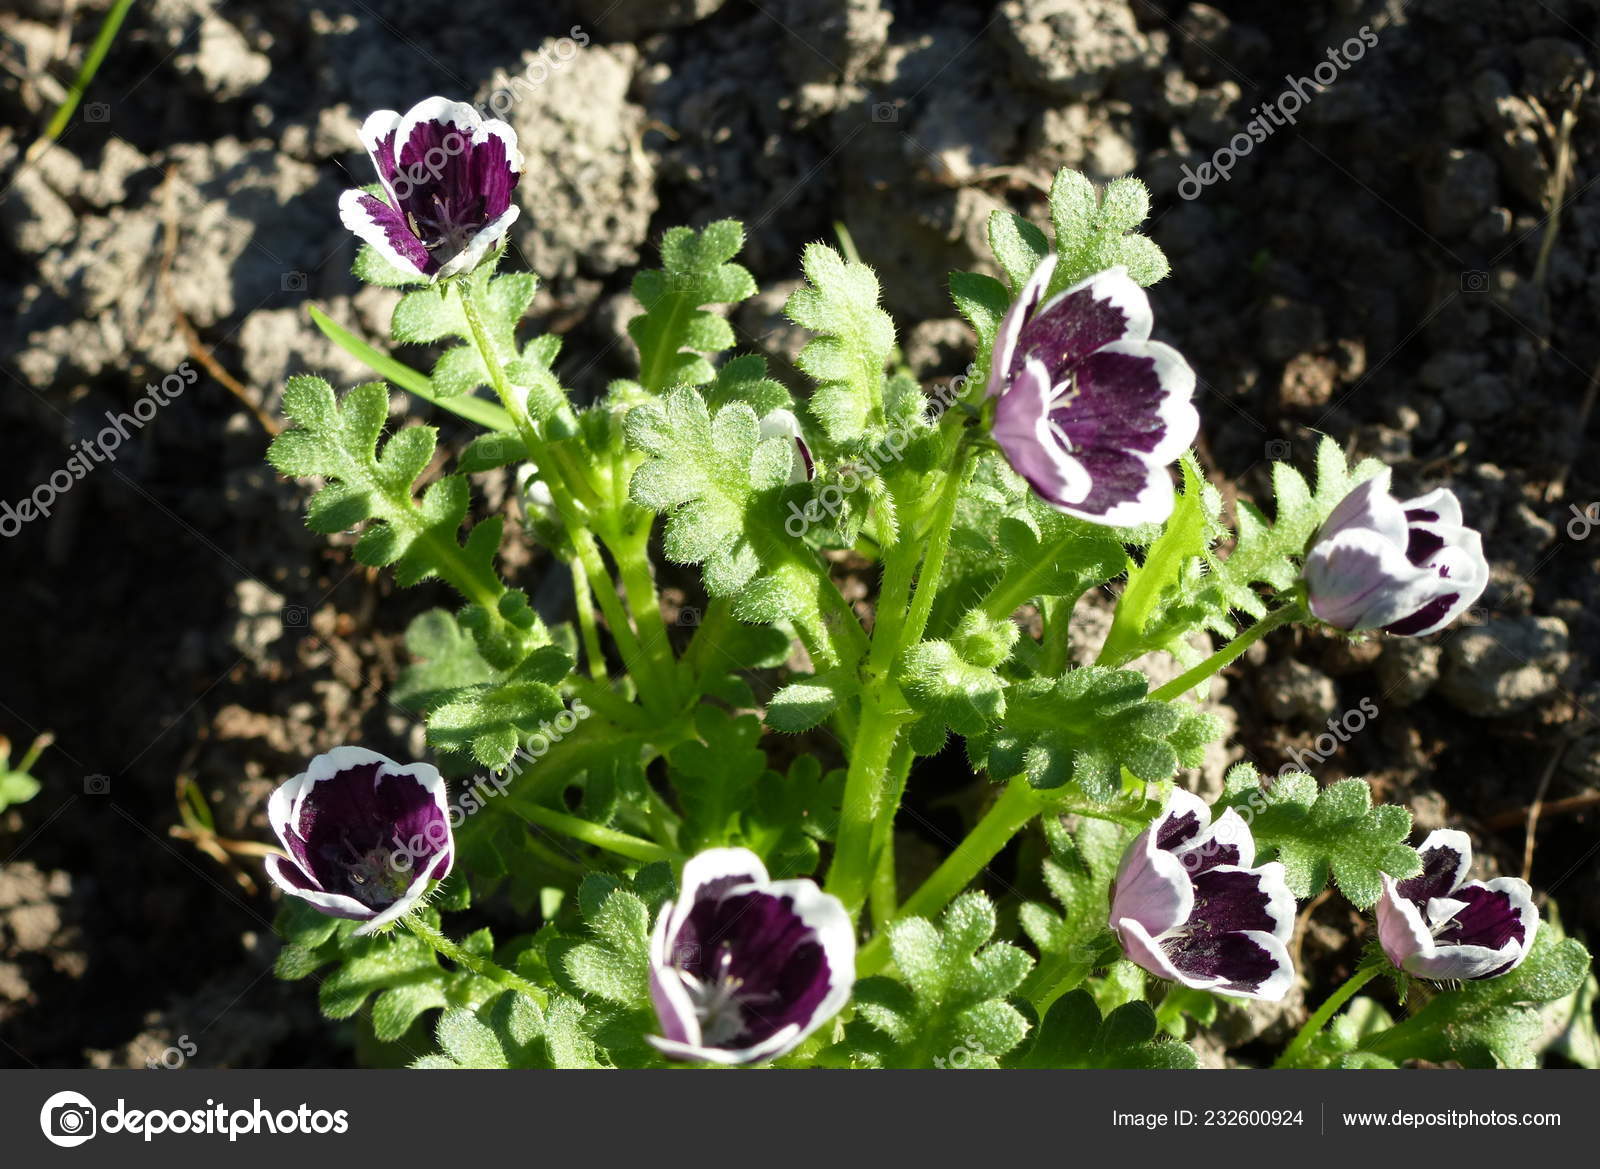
[1018,817,1131,1006]
[897,640,1006,736]
[668,707,770,851]
[425,680,568,771]
[629,219,756,392]
[1048,170,1170,290]
[785,243,894,447]
[987,210,1050,293]
[949,269,1011,375]
[1364,934,1592,1068]
[561,884,653,1010]
[306,306,514,431]
[353,241,427,288]
[627,390,853,657]
[970,667,1203,801]
[766,669,861,733]
[1014,990,1198,1068]
[830,893,1033,1069]
[743,755,844,876]
[1218,766,1420,908]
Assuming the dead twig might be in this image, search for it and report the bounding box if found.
[157,166,283,437]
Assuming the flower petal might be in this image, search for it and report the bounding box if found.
[663,847,770,954]
[1111,825,1195,938]
[1166,926,1295,1000]
[985,253,1059,399]
[263,854,374,921]
[431,203,519,282]
[1303,527,1438,630]
[1394,829,1472,906]
[358,108,404,208]
[1008,265,1153,386]
[992,357,1093,506]
[338,188,432,276]
[1376,874,1434,971]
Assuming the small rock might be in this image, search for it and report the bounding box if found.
[1442,372,1511,420]
[0,169,75,255]
[174,14,271,101]
[995,0,1153,98]
[1426,149,1498,239]
[574,0,727,40]
[1257,659,1341,725]
[489,43,656,281]
[230,580,285,666]
[1375,639,1441,706]
[1438,616,1570,717]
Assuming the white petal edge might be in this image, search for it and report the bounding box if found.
[985,252,1058,399]
[338,187,428,277]
[263,855,372,921]
[473,115,525,176]
[1411,828,1474,896]
[759,877,857,1051]
[358,107,403,206]
[1086,337,1199,467]
[431,204,521,282]
[664,847,770,946]
[1029,264,1155,352]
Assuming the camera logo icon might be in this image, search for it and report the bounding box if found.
[281,271,308,292]
[83,773,111,796]
[40,1090,97,1147]
[1459,269,1489,293]
[870,102,898,123]
[83,102,110,123]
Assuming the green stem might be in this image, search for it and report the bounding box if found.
[511,800,678,864]
[825,691,907,913]
[1276,962,1382,1068]
[1148,601,1305,703]
[899,454,971,649]
[404,916,546,1004]
[570,559,608,681]
[456,282,673,713]
[866,741,915,929]
[857,778,1040,976]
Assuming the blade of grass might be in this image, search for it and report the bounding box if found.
[307,304,515,432]
[27,0,136,162]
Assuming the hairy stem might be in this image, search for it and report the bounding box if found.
[404,916,547,1005]
[856,779,1040,976]
[1276,961,1383,1069]
[1147,601,1305,703]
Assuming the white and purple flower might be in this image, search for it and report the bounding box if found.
[264,747,453,935]
[339,97,523,282]
[1303,470,1489,636]
[1110,789,1296,1001]
[648,848,854,1065]
[987,255,1199,527]
[1376,829,1537,981]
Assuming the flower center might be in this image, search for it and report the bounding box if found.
[406,194,482,260]
[678,944,777,1047]
[337,833,410,907]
